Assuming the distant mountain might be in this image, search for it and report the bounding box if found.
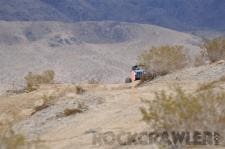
[0,0,68,21]
[0,0,225,31]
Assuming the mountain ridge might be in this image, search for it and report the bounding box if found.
[0,0,225,31]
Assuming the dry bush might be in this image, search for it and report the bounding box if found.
[24,70,55,92]
[41,70,55,83]
[140,85,225,145]
[138,45,187,75]
[0,123,26,149]
[76,86,85,94]
[41,94,56,101]
[55,85,86,98]
[63,108,82,116]
[58,103,88,117]
[0,133,25,149]
[203,37,225,62]
[88,78,101,84]
[0,120,48,149]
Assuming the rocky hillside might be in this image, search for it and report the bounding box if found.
[0,0,225,31]
[0,21,203,93]
[1,60,225,149]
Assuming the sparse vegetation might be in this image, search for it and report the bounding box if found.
[24,70,55,92]
[138,45,187,75]
[0,124,48,149]
[41,70,55,83]
[6,82,25,95]
[203,37,225,62]
[88,78,101,84]
[0,133,26,149]
[0,122,26,149]
[54,85,86,98]
[41,94,56,101]
[196,81,215,91]
[58,103,88,117]
[75,86,85,94]
[140,85,225,135]
[63,108,82,116]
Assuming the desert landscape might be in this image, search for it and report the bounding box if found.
[0,21,204,93]
[0,0,225,149]
[1,59,225,149]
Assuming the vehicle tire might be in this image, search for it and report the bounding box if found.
[125,77,132,83]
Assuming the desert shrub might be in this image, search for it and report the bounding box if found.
[41,70,55,83]
[56,85,86,97]
[0,133,25,149]
[0,131,48,149]
[24,70,55,92]
[138,45,187,75]
[57,103,88,118]
[0,134,25,149]
[140,85,225,147]
[0,123,26,149]
[76,86,85,94]
[41,94,56,102]
[88,78,101,84]
[0,120,49,149]
[203,37,225,62]
[63,108,82,117]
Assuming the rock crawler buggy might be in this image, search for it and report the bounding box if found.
[125,65,144,83]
